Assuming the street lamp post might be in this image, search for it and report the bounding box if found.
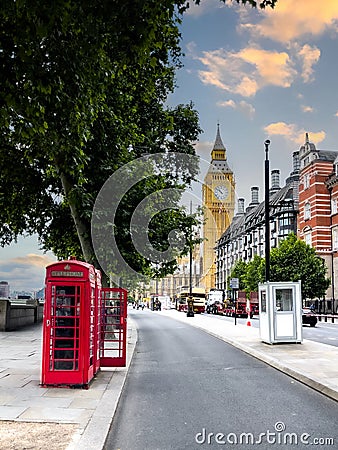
[187,200,194,317]
[264,140,271,282]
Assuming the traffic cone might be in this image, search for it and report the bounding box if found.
[246,315,251,326]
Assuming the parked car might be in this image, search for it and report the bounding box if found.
[302,308,317,327]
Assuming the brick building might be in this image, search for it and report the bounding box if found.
[298,133,338,313]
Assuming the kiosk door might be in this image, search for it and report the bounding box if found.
[273,287,296,340]
[100,288,127,367]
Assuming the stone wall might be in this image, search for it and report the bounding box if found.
[0,299,44,331]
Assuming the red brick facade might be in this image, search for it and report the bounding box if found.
[298,134,338,312]
[298,162,332,253]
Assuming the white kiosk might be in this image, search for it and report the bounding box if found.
[258,281,303,344]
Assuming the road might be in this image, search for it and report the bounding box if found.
[203,312,338,347]
[104,309,337,449]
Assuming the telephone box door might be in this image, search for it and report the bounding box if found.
[42,282,84,386]
[100,288,128,367]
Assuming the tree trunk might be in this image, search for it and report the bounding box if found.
[58,171,98,266]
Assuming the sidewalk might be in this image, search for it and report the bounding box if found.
[0,310,337,450]
[0,318,137,450]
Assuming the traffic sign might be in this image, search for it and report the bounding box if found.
[230,278,239,289]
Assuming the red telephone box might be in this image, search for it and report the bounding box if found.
[41,259,101,388]
[100,287,128,367]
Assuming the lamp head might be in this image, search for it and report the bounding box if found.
[264,139,271,154]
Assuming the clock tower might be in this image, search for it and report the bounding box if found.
[202,124,235,292]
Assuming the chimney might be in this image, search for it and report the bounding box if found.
[292,151,300,173]
[271,169,280,190]
[238,198,245,215]
[251,186,259,204]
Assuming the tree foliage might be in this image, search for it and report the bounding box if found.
[269,233,330,300]
[229,234,330,300]
[244,255,265,294]
[228,259,247,291]
[0,0,277,285]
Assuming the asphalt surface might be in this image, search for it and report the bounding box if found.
[105,310,338,449]
[0,307,337,449]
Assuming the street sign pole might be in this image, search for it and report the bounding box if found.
[230,278,239,326]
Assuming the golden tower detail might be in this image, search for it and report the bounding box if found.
[202,125,235,293]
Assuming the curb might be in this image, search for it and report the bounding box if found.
[214,333,338,403]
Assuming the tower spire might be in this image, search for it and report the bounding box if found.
[213,123,226,151]
[211,123,226,160]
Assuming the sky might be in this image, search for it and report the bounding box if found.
[1,0,338,294]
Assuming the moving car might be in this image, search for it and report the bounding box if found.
[302,308,317,327]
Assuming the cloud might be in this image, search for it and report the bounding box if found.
[250,0,338,43]
[217,99,255,118]
[301,105,315,113]
[185,0,226,17]
[0,253,55,293]
[195,140,214,159]
[199,68,230,91]
[237,47,296,87]
[264,122,326,145]
[296,44,321,83]
[11,253,54,268]
[197,46,297,97]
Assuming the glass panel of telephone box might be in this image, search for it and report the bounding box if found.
[50,285,80,371]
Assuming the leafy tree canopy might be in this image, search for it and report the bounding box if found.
[244,255,265,294]
[228,259,247,291]
[269,233,330,300]
[229,234,330,300]
[0,0,277,286]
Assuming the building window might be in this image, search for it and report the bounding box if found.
[303,174,310,189]
[278,215,293,237]
[304,231,312,247]
[333,228,338,251]
[332,198,337,215]
[304,202,311,220]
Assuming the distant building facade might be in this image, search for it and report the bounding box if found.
[148,247,202,298]
[216,151,300,292]
[0,281,10,298]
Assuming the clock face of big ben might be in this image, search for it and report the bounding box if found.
[214,184,229,201]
